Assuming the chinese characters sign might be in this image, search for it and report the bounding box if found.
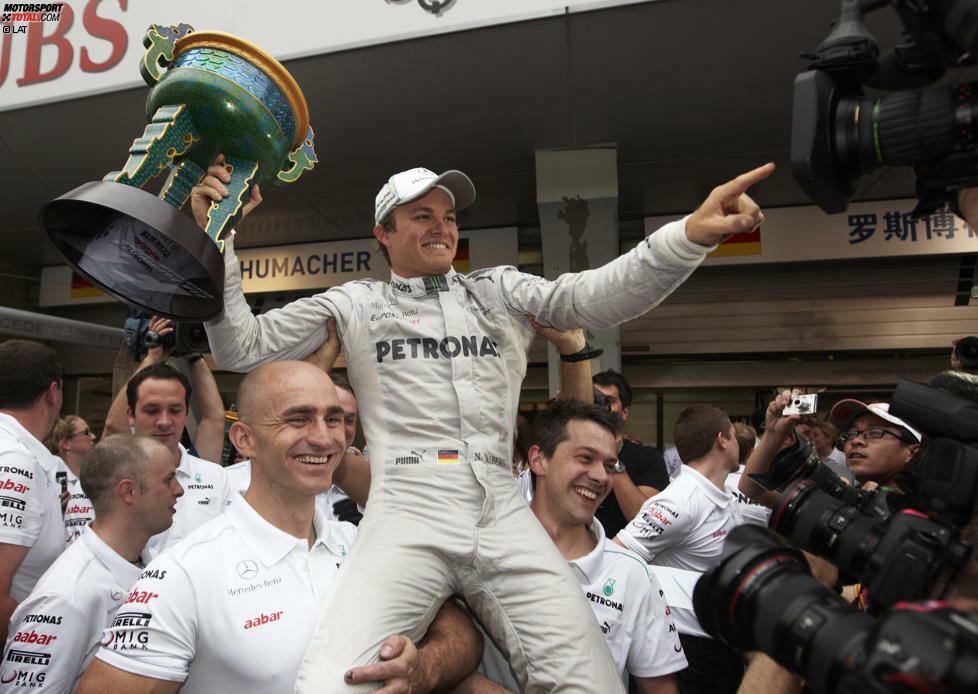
[644,198,978,266]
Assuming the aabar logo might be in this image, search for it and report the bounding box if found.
[244,611,283,630]
[647,508,673,526]
[124,589,159,605]
[12,630,56,645]
[0,479,28,494]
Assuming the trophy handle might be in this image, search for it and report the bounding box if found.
[203,157,260,252]
[104,105,200,190]
[277,127,318,184]
[141,23,194,85]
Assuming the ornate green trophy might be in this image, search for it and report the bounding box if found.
[40,24,317,320]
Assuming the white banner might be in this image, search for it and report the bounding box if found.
[644,198,978,266]
[0,0,657,112]
[39,226,519,304]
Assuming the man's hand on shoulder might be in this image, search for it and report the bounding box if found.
[685,163,774,247]
[343,635,424,693]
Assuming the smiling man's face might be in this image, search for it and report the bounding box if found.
[233,364,347,501]
[532,419,619,529]
[374,188,458,278]
[127,378,188,458]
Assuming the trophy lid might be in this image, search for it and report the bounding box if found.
[172,31,310,152]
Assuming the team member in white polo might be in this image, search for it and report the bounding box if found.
[469,400,685,694]
[47,416,98,543]
[0,340,66,647]
[78,361,482,694]
[122,363,232,554]
[615,404,742,694]
[723,422,771,528]
[1,434,182,692]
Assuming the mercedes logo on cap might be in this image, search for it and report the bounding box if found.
[237,559,259,580]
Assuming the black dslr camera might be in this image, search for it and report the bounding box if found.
[747,379,978,611]
[792,0,978,216]
[694,525,978,694]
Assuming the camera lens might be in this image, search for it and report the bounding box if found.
[693,525,873,693]
[770,480,882,584]
[748,432,821,492]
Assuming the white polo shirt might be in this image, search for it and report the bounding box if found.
[223,459,252,495]
[0,414,66,602]
[481,520,686,688]
[724,466,772,527]
[1,526,141,692]
[52,461,95,544]
[142,445,232,555]
[94,493,357,693]
[616,465,735,638]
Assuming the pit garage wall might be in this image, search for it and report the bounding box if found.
[521,249,975,446]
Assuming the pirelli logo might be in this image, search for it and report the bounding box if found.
[0,496,25,511]
[112,612,152,628]
[5,649,50,665]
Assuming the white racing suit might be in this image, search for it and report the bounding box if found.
[204,217,708,693]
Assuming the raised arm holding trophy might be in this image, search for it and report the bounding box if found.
[39,23,316,321]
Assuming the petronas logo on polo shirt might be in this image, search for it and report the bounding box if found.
[603,578,615,596]
[195,473,202,484]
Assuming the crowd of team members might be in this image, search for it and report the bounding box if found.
[2,327,970,693]
[2,156,976,692]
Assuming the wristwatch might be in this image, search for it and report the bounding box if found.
[611,460,626,474]
[559,344,605,363]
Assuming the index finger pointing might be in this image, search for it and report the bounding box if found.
[718,162,776,198]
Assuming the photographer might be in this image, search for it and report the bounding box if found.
[828,400,920,492]
[102,316,226,463]
[736,389,802,509]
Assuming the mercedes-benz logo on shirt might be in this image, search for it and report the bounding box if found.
[237,559,259,580]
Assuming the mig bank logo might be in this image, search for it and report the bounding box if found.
[603,578,615,596]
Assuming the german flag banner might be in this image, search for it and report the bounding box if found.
[707,228,761,258]
[70,273,104,299]
[452,237,470,272]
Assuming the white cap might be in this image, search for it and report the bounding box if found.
[829,400,922,442]
[374,168,476,223]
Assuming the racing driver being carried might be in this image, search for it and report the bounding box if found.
[194,160,773,693]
